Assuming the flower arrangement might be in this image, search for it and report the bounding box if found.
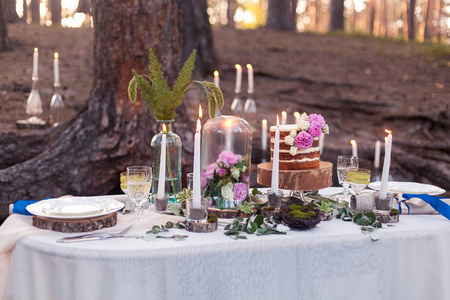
[285,113,329,156]
[202,150,250,209]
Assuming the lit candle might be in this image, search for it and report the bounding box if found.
[32,48,39,77]
[54,52,60,85]
[281,111,287,125]
[294,112,300,124]
[157,124,167,200]
[379,130,393,199]
[319,134,324,154]
[374,140,381,169]
[247,64,254,94]
[271,115,280,193]
[261,119,267,151]
[193,105,202,207]
[351,140,358,157]
[214,71,219,88]
[235,64,242,94]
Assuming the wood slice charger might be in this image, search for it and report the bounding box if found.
[33,213,117,232]
[185,220,218,233]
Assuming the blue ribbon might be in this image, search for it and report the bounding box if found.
[398,198,411,215]
[402,194,450,220]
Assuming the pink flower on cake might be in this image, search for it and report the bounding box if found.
[217,168,227,177]
[308,123,322,137]
[294,131,313,149]
[233,183,248,201]
[309,114,326,128]
[217,150,242,168]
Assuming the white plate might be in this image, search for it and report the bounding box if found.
[26,196,125,219]
[368,181,445,195]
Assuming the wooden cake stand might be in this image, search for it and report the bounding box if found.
[257,161,333,200]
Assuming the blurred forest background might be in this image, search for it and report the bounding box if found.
[0,0,449,222]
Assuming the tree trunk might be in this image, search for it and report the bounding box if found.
[291,0,298,27]
[22,0,28,22]
[418,0,430,41]
[227,0,236,28]
[368,0,375,34]
[0,0,200,219]
[30,0,40,24]
[407,0,416,40]
[0,0,10,51]
[77,0,92,14]
[3,0,21,23]
[50,0,61,26]
[402,0,409,40]
[179,0,217,75]
[266,0,295,31]
[329,0,344,31]
[309,0,317,31]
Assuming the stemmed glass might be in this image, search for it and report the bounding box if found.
[337,155,359,201]
[126,166,152,221]
[347,168,371,195]
[120,172,128,195]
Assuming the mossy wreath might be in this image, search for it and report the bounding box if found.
[281,203,322,230]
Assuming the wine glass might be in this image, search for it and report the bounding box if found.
[337,155,359,201]
[126,166,152,221]
[120,172,128,195]
[347,168,371,195]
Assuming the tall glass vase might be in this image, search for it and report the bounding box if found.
[151,120,182,201]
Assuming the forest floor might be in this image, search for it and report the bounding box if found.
[1,23,449,196]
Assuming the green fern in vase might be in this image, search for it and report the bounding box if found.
[128,49,224,119]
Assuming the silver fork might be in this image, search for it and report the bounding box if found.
[60,224,134,240]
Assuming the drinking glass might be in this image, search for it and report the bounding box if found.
[337,155,359,200]
[127,166,152,221]
[347,168,371,195]
[120,172,128,195]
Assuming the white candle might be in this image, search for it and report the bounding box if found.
[351,140,358,157]
[247,64,254,94]
[32,48,39,77]
[374,140,381,169]
[214,70,219,88]
[281,111,287,125]
[271,115,280,193]
[294,112,300,124]
[319,134,324,155]
[261,119,267,151]
[235,64,242,94]
[379,130,393,199]
[193,114,202,207]
[157,124,167,199]
[54,52,60,84]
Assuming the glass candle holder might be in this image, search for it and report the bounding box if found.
[267,189,283,211]
[186,198,208,223]
[373,191,394,214]
[187,172,194,190]
[155,194,169,212]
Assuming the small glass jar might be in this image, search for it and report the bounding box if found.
[151,120,182,200]
[201,114,253,209]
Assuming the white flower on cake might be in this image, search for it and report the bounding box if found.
[300,112,308,120]
[322,124,329,135]
[221,182,234,201]
[289,146,298,156]
[298,119,310,131]
[289,130,297,137]
[285,135,295,146]
[231,166,240,180]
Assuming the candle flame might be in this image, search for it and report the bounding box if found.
[293,111,300,118]
[262,119,267,125]
[235,64,241,70]
[214,71,219,77]
[162,123,167,133]
[196,119,201,132]
[54,52,59,59]
[246,64,252,69]
[199,104,202,119]
[385,129,392,134]
[281,111,287,117]
[350,140,356,146]
[34,48,38,53]
[276,115,280,127]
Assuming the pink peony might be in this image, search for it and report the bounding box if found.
[233,183,248,201]
[217,151,242,168]
[308,114,326,128]
[205,163,220,179]
[308,123,322,137]
[294,131,313,149]
[201,171,207,189]
[242,172,249,183]
[217,168,227,177]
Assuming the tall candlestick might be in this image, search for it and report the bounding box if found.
[351,140,358,157]
[319,134,324,154]
[235,64,242,94]
[214,70,219,88]
[271,115,280,193]
[157,124,167,199]
[374,140,381,169]
[193,105,202,207]
[261,119,267,151]
[294,112,300,124]
[247,64,254,94]
[281,111,287,125]
[54,52,60,85]
[379,130,393,199]
[32,48,39,77]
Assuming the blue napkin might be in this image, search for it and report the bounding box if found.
[10,200,41,215]
[402,194,450,220]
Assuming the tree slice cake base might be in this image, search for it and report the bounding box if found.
[207,207,257,219]
[375,212,399,223]
[32,213,117,232]
[185,220,218,233]
[257,161,333,191]
[16,119,48,130]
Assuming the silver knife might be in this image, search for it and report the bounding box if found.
[57,235,142,243]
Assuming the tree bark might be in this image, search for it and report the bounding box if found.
[30,0,40,24]
[402,0,409,40]
[291,0,298,27]
[266,0,295,31]
[0,0,199,218]
[3,0,21,23]
[407,0,416,40]
[368,0,375,34]
[329,0,344,31]
[227,0,236,28]
[0,0,10,51]
[50,0,61,26]
[22,0,28,22]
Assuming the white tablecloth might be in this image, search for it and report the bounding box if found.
[4,212,450,300]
